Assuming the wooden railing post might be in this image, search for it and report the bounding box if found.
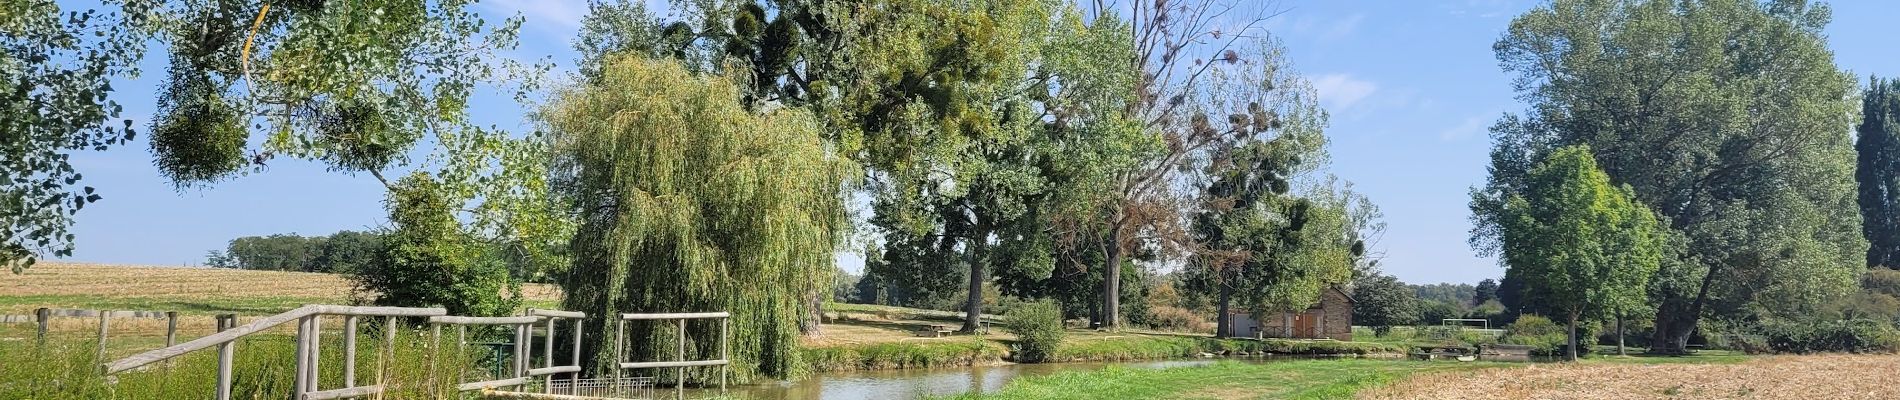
[675,318,685,399]
[720,316,729,391]
[96,310,111,367]
[294,315,311,396]
[35,307,49,343]
[344,315,358,388]
[165,311,178,347]
[216,338,233,400]
[571,319,583,395]
[308,316,322,394]
[544,317,555,394]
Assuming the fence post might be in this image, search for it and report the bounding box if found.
[165,311,178,347]
[675,318,685,399]
[380,316,394,387]
[294,316,310,396]
[571,318,583,395]
[216,338,234,400]
[308,316,322,394]
[545,317,555,394]
[344,315,358,388]
[34,307,48,343]
[721,317,729,391]
[96,310,111,368]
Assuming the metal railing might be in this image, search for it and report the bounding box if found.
[428,308,587,395]
[103,304,447,400]
[615,312,731,399]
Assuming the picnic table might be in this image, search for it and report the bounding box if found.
[915,324,955,337]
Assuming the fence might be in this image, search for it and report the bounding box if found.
[616,312,731,400]
[429,308,588,396]
[103,305,447,400]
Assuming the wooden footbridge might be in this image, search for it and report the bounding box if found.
[97,305,730,400]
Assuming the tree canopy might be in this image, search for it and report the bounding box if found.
[549,55,848,380]
[1859,77,1900,269]
[1475,0,1864,354]
[1497,145,1664,361]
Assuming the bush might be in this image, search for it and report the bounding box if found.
[1142,306,1213,333]
[1007,301,1066,363]
[1502,314,1596,356]
[1763,319,1900,354]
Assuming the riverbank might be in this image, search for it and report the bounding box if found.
[801,303,1405,372]
[939,358,1506,400]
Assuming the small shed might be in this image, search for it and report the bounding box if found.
[1221,285,1354,341]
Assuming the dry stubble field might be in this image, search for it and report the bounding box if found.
[1360,353,1900,399]
[0,262,563,317]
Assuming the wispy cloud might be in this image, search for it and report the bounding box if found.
[1312,73,1378,111]
[1324,14,1365,39]
[1438,114,1494,141]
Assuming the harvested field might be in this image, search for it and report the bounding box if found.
[1360,354,1900,399]
[0,262,562,316]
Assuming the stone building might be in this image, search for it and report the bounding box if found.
[1219,285,1354,341]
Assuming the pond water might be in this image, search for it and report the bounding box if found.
[684,356,1341,400]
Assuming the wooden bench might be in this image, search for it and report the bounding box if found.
[914,324,954,338]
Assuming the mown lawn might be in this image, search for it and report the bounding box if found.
[941,358,1507,400]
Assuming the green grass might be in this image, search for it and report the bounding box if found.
[1051,335,1406,363]
[0,325,497,399]
[940,358,1506,400]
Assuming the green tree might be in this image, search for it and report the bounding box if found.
[1496,145,1664,361]
[1860,77,1900,268]
[224,233,318,271]
[1474,278,1500,305]
[1350,273,1418,335]
[1474,0,1864,354]
[314,230,382,274]
[353,173,518,317]
[2,1,158,272]
[549,56,847,380]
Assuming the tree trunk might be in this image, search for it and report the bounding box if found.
[1615,313,1625,356]
[1651,264,1719,355]
[962,232,990,333]
[1102,238,1124,330]
[1216,285,1233,337]
[800,292,823,336]
[1566,312,1580,362]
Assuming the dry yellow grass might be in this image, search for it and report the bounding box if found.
[0,262,562,315]
[1360,354,1900,399]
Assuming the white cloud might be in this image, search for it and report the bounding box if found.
[1438,114,1492,141]
[1312,73,1378,111]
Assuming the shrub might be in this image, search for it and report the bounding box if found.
[1007,301,1066,363]
[1763,319,1900,354]
[1143,306,1213,333]
[1502,314,1596,356]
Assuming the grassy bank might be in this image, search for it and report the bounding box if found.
[940,358,1505,400]
[1051,335,1405,363]
[0,327,484,399]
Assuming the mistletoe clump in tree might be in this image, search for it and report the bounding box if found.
[549,55,848,381]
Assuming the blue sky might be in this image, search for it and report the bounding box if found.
[55,0,1900,285]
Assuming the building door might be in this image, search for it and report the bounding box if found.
[1293,311,1319,338]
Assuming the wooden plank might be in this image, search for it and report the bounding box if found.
[527,366,581,376]
[457,377,530,391]
[429,315,540,325]
[526,309,585,318]
[618,359,729,369]
[308,305,447,317]
[303,384,384,400]
[619,312,730,320]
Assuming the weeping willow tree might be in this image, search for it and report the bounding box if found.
[548,55,848,381]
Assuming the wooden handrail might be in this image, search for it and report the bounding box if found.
[429,315,541,325]
[619,312,730,320]
[104,305,445,374]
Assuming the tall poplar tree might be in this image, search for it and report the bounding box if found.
[1859,77,1900,269]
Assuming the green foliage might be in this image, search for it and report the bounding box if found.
[145,0,537,185]
[1,328,469,399]
[1762,319,1900,354]
[1860,77,1900,268]
[1493,145,1664,360]
[1476,0,1864,353]
[222,233,320,271]
[1409,283,1476,308]
[1503,315,1599,356]
[1,0,157,272]
[1351,273,1418,334]
[1006,301,1066,363]
[1416,300,1463,327]
[798,339,1009,372]
[1865,268,1900,298]
[550,56,847,381]
[1474,279,1499,305]
[352,173,518,317]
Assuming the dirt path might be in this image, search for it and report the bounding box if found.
[1360,354,1900,399]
